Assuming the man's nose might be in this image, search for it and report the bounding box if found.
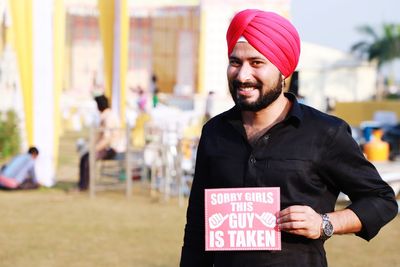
[236,63,252,82]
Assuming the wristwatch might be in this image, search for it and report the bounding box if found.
[320,213,334,240]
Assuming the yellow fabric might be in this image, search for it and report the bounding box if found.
[98,0,114,100]
[9,0,34,145]
[119,0,128,126]
[98,0,128,125]
[197,9,206,94]
[131,113,151,149]
[53,0,66,168]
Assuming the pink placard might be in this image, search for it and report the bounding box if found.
[205,187,281,251]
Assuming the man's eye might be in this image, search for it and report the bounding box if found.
[229,60,241,66]
[252,61,263,66]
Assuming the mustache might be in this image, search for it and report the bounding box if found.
[231,80,263,89]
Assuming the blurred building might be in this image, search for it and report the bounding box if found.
[0,0,379,124]
[64,0,290,98]
[0,0,380,186]
[0,0,379,108]
[64,0,377,113]
[65,3,198,96]
[297,42,377,111]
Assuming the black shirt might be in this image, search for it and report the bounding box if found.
[180,93,398,267]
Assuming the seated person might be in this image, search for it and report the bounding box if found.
[0,147,40,189]
[77,95,126,191]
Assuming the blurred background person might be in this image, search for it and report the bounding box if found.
[150,74,160,108]
[76,95,125,191]
[0,147,40,190]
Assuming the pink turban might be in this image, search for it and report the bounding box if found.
[226,9,301,78]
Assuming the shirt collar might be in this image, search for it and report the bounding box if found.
[226,105,247,137]
[284,92,303,126]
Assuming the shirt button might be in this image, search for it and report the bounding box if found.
[249,156,256,164]
[262,135,270,144]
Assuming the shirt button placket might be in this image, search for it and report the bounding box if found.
[246,155,258,186]
[249,155,256,165]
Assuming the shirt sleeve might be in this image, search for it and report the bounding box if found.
[319,121,398,241]
[180,130,214,267]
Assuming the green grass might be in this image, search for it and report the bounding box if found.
[1,131,398,267]
[326,215,400,267]
[1,187,399,267]
[0,188,187,267]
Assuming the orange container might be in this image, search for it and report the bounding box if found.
[363,129,389,161]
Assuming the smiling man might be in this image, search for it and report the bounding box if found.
[180,9,398,267]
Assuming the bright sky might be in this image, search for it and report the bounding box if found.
[291,0,400,53]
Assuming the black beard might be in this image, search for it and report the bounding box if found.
[229,78,282,112]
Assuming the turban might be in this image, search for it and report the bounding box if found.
[226,9,301,78]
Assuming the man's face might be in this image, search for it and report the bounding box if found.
[227,42,283,112]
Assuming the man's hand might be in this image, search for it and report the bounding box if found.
[277,205,322,239]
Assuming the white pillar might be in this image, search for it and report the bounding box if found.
[112,0,121,116]
[33,0,55,187]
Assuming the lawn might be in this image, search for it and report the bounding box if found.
[0,188,187,267]
[1,130,399,267]
[1,187,399,267]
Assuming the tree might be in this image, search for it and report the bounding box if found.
[351,23,400,67]
[0,110,20,160]
[351,23,400,98]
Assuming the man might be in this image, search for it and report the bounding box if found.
[180,9,398,267]
[77,95,125,191]
[0,147,39,189]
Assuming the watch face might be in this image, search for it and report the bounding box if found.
[323,221,334,236]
